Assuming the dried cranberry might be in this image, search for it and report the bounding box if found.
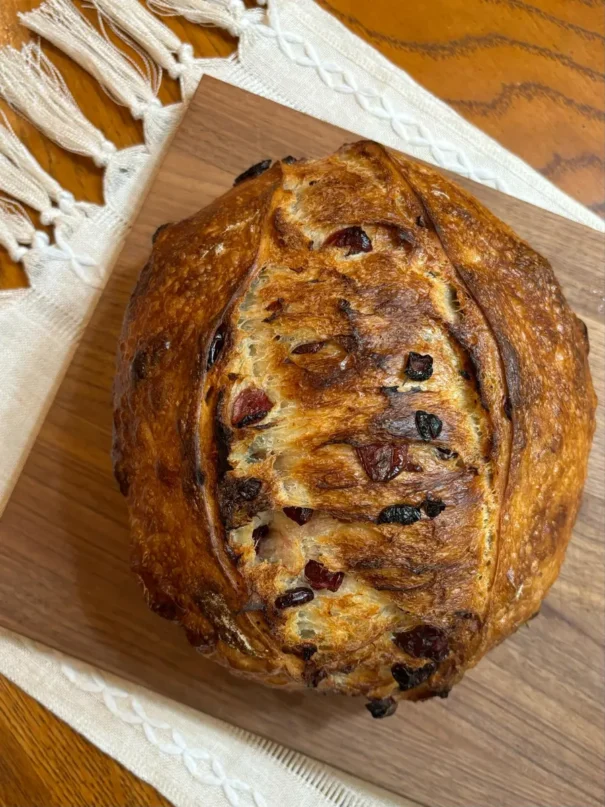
[394,625,449,662]
[232,388,273,427]
[237,478,262,501]
[304,560,344,592]
[378,504,421,525]
[207,324,226,369]
[292,341,324,355]
[275,587,314,609]
[405,352,433,381]
[252,524,269,550]
[356,443,407,483]
[283,507,313,525]
[233,159,271,185]
[365,697,398,718]
[324,226,372,256]
[415,410,442,441]
[391,662,436,691]
[422,499,446,519]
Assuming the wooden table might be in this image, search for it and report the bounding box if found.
[0,1,602,805]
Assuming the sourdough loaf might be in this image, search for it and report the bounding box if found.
[112,142,595,716]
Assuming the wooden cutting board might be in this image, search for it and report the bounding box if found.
[1,77,603,807]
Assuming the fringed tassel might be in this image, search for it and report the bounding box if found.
[0,198,48,264]
[20,0,162,122]
[86,0,182,78]
[147,0,264,39]
[0,112,80,228]
[86,0,210,101]
[0,44,117,168]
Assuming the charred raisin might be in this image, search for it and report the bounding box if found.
[324,226,372,256]
[365,697,398,718]
[304,560,344,592]
[394,625,449,662]
[356,443,407,483]
[237,478,262,501]
[232,388,273,428]
[275,587,314,609]
[422,499,446,519]
[415,410,442,441]
[405,352,433,381]
[207,324,226,369]
[378,504,422,525]
[252,524,269,550]
[391,662,436,691]
[283,507,314,525]
[233,159,271,185]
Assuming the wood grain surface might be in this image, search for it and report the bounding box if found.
[0,2,603,806]
[0,676,171,807]
[1,77,603,807]
[1,0,603,292]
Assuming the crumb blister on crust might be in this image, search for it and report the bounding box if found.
[113,143,596,705]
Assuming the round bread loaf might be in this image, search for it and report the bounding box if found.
[112,141,595,716]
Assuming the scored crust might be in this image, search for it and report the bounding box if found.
[112,141,595,710]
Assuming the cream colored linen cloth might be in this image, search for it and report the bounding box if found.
[0,1,603,806]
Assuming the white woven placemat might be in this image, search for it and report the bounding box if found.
[0,1,602,805]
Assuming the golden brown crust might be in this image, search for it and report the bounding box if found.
[113,142,596,708]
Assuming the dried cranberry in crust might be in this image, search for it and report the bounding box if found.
[378,504,422,525]
[394,625,450,662]
[232,388,274,427]
[252,524,269,550]
[233,159,271,185]
[207,323,226,369]
[422,498,446,519]
[275,587,314,609]
[324,226,372,256]
[283,506,314,525]
[305,560,344,592]
[356,443,407,483]
[405,352,433,381]
[415,410,443,441]
[391,662,436,691]
[366,697,398,718]
[292,341,324,355]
